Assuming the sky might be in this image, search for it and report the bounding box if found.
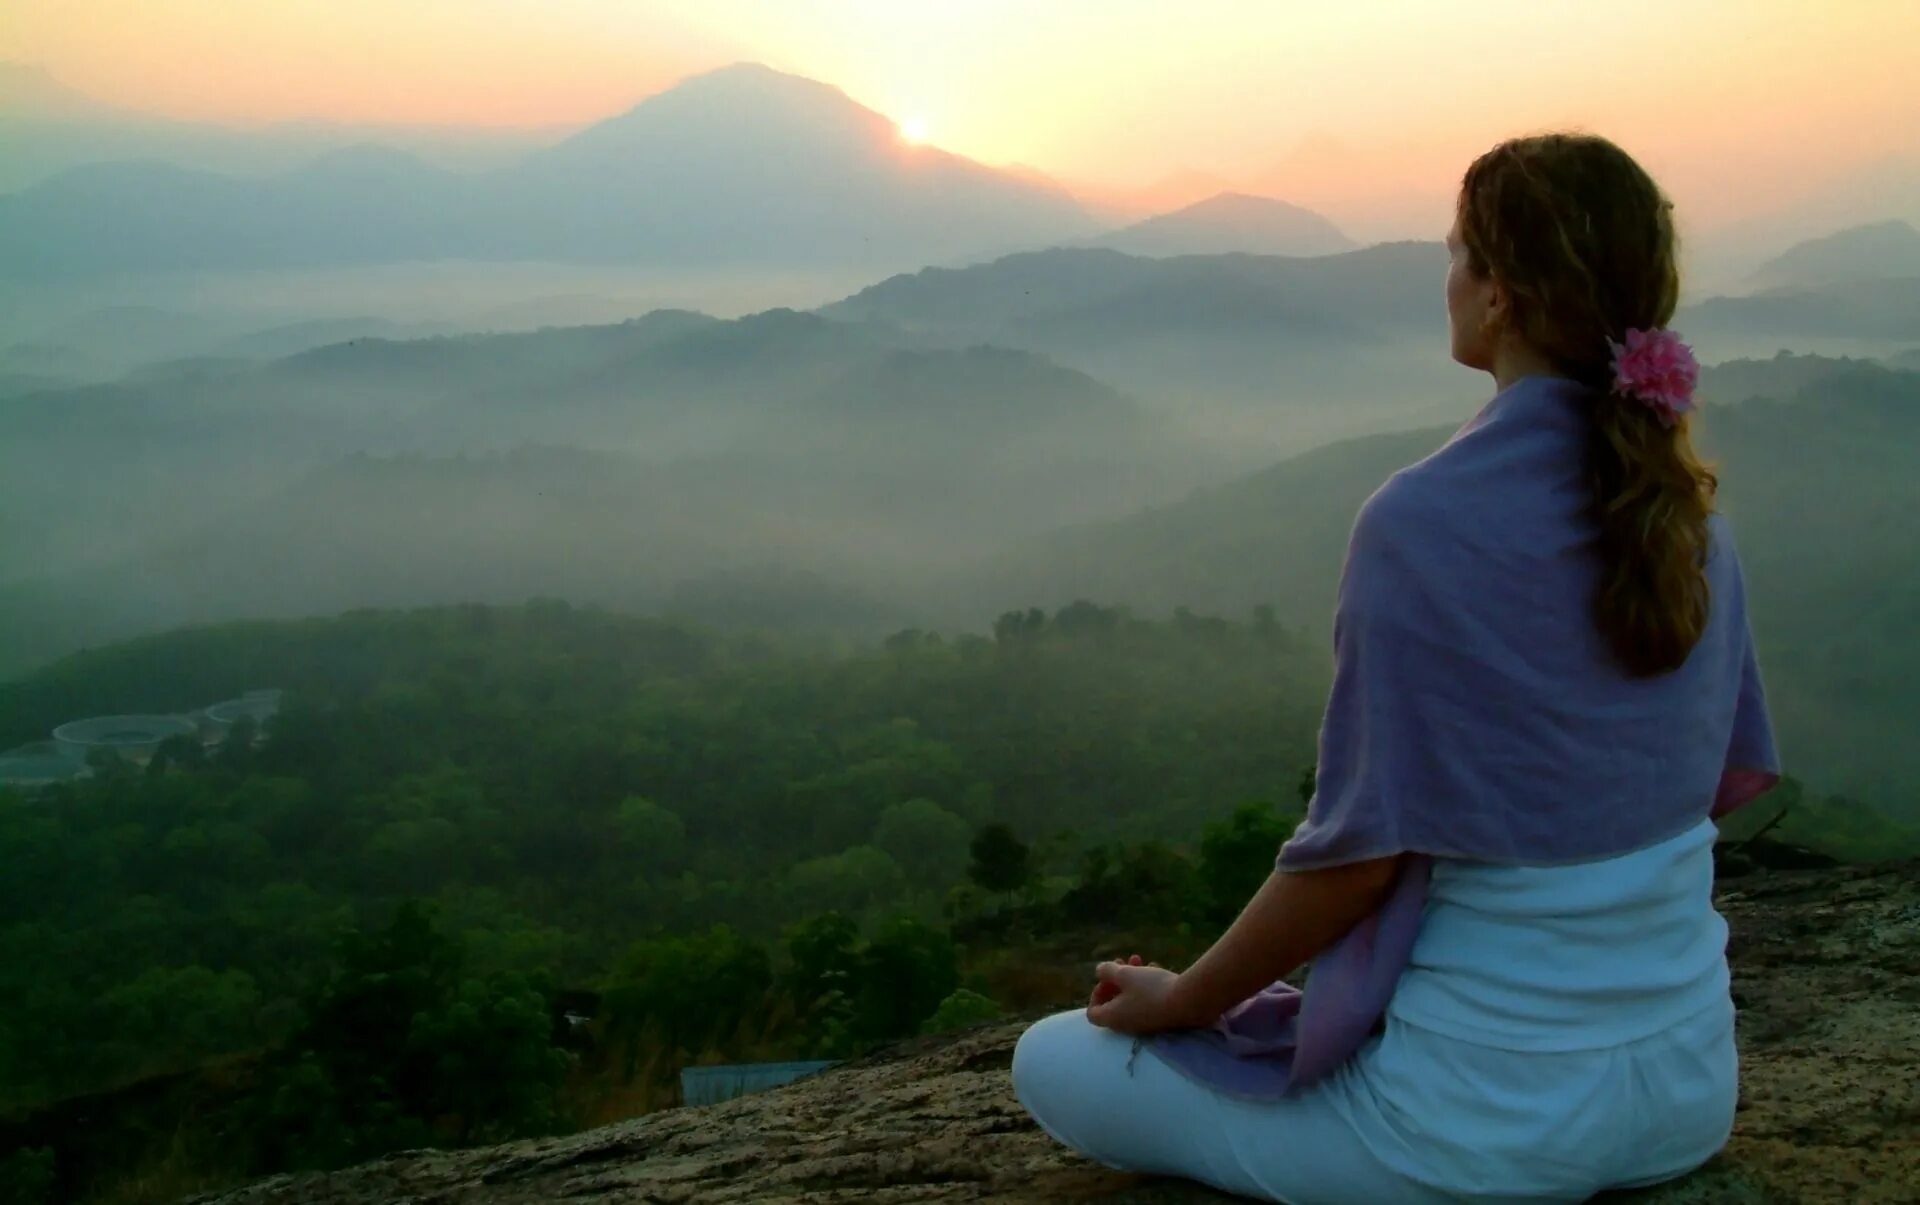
[6,0,1919,237]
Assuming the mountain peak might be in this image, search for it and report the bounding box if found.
[680,61,804,86]
[1093,191,1356,258]
[541,60,892,166]
[627,60,875,123]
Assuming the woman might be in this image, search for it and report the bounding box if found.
[1010,133,1781,1203]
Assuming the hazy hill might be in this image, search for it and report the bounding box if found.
[823,241,1476,448]
[0,305,453,380]
[827,241,1439,339]
[1699,352,1889,405]
[1749,220,1920,291]
[0,312,1226,672]
[1088,192,1356,258]
[0,63,1097,279]
[955,368,1920,808]
[1679,274,1920,353]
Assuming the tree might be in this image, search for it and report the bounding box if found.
[0,1146,55,1205]
[781,912,861,1010]
[780,912,862,1057]
[218,715,259,769]
[1057,840,1202,928]
[614,795,688,874]
[872,798,971,883]
[407,972,568,1144]
[147,733,206,776]
[602,925,771,1061]
[1198,802,1295,926]
[98,964,261,1065]
[853,917,958,1041]
[968,823,1031,896]
[919,988,1003,1036]
[263,902,566,1168]
[785,846,907,917]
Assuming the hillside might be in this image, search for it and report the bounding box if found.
[823,241,1475,440]
[826,242,1441,342]
[1749,220,1920,291]
[0,357,1183,662]
[1679,274,1920,355]
[185,856,1920,1203]
[0,309,1224,673]
[1699,351,1890,404]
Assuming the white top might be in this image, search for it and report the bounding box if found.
[1387,817,1730,1051]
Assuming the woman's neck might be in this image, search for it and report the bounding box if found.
[1491,340,1567,394]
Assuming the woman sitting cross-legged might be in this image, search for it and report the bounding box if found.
[1011,132,1781,1205]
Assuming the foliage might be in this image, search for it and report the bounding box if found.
[258,903,568,1170]
[1055,839,1204,928]
[0,1148,55,1205]
[603,925,771,1061]
[851,917,959,1042]
[1196,801,1300,926]
[919,988,1003,1035]
[968,823,1032,896]
[0,601,1319,1114]
[1714,775,1920,863]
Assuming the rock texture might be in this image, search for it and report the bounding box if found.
[193,859,1919,1204]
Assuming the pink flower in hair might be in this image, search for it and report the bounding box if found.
[1608,327,1699,425]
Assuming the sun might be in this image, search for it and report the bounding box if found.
[900,116,930,144]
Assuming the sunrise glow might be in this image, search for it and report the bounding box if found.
[4,0,1917,238]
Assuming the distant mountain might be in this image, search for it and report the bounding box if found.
[1749,221,1920,290]
[956,365,1920,808]
[1889,348,1920,372]
[0,63,1097,278]
[1089,193,1355,258]
[0,61,555,190]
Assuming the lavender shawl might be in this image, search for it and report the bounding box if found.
[1140,374,1781,1099]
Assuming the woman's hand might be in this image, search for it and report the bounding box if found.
[1088,952,1147,1008]
[1085,954,1204,1036]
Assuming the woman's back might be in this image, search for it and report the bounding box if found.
[1389,817,1729,1050]
[1344,825,1740,1198]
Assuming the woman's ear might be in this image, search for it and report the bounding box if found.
[1481,276,1512,340]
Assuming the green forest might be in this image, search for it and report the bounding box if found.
[0,602,1912,1203]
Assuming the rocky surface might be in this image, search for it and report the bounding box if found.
[193,858,1919,1204]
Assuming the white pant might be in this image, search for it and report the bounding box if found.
[1012,997,1736,1204]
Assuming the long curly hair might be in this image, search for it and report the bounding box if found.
[1457,133,1717,677]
